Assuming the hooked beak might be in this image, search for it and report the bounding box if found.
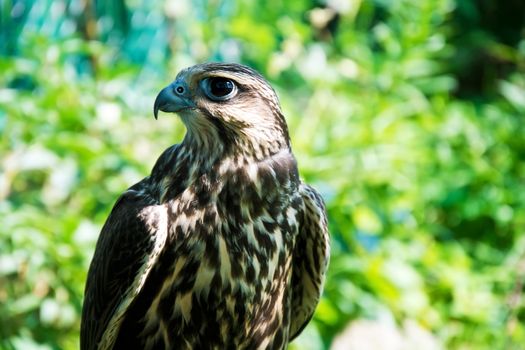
[153,83,196,119]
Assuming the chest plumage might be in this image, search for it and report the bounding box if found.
[114,150,302,349]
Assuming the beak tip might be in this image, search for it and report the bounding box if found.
[153,85,170,120]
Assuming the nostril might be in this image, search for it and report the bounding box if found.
[175,86,184,94]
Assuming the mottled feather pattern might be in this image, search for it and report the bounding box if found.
[81,63,329,350]
[289,185,330,339]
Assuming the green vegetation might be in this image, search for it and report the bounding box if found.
[1,0,524,349]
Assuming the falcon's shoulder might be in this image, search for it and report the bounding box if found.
[290,183,330,340]
[80,178,168,350]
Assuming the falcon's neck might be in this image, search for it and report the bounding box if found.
[151,135,295,205]
[181,127,290,168]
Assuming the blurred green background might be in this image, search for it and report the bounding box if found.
[1,0,525,349]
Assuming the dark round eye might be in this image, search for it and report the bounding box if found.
[202,77,238,101]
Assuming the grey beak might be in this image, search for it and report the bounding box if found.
[153,86,172,120]
[153,82,195,119]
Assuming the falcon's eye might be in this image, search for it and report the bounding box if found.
[202,77,237,101]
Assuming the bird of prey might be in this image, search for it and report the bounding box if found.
[80,63,330,350]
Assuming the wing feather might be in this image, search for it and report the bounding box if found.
[80,179,168,350]
[289,183,330,340]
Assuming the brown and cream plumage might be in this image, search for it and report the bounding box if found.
[80,63,330,349]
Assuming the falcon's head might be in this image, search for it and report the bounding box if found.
[154,63,290,158]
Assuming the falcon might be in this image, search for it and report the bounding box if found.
[80,63,330,349]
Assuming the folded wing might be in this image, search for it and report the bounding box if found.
[80,180,168,350]
[289,184,330,339]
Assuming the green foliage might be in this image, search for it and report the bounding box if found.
[1,0,524,349]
